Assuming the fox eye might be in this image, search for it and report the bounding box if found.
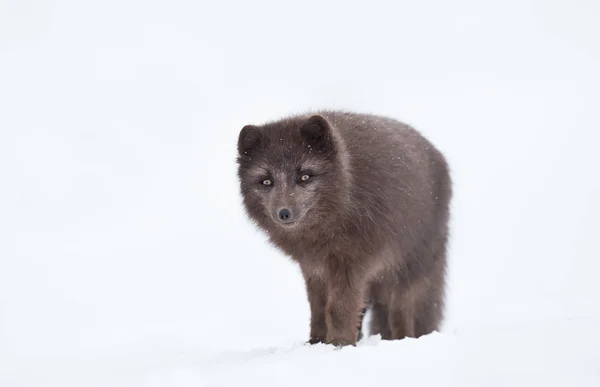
[262,179,272,186]
[300,174,310,181]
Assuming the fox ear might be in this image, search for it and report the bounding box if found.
[300,115,334,152]
[238,125,262,156]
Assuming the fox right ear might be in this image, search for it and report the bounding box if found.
[238,125,262,156]
[300,115,334,152]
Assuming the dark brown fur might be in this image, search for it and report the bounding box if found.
[236,110,452,346]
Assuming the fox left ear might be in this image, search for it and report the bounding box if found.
[300,115,334,152]
[238,125,262,156]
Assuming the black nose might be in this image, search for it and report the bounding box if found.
[278,208,292,221]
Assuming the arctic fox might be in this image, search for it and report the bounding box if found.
[236,110,452,346]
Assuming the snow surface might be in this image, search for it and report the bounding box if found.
[2,317,600,386]
[1,0,599,386]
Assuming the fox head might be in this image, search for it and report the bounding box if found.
[236,114,349,233]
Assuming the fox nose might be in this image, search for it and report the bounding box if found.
[278,208,292,221]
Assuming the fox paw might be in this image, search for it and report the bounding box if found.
[307,336,326,345]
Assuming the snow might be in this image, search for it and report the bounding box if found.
[2,317,600,386]
[1,0,599,386]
